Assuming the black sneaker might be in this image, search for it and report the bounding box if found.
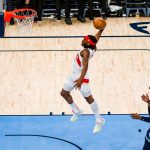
[34,17,38,22]
[89,16,94,20]
[38,17,42,21]
[57,15,61,20]
[101,13,107,20]
[65,18,72,25]
[77,16,86,23]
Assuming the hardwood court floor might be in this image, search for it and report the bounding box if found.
[1,17,150,51]
[0,17,149,115]
[3,17,150,37]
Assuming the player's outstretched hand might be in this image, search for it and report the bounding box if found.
[130,113,142,120]
[141,93,149,104]
[25,0,30,5]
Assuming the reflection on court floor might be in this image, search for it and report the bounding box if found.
[0,115,149,150]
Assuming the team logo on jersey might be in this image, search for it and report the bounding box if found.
[130,22,150,34]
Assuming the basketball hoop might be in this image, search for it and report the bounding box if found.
[5,8,37,33]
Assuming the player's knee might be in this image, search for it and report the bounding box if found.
[60,90,64,97]
[85,95,94,104]
[60,90,68,98]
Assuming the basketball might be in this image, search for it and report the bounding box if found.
[93,18,106,30]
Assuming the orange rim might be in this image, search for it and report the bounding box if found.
[4,9,37,22]
[13,8,37,19]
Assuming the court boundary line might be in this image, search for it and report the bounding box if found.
[5,134,83,150]
[0,49,149,52]
[0,114,148,116]
[1,35,150,38]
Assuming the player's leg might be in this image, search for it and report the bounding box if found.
[16,0,25,9]
[80,83,105,133]
[84,95,101,120]
[28,0,39,21]
[36,0,43,21]
[7,0,14,25]
[142,129,150,150]
[60,89,73,104]
[56,0,61,20]
[60,76,82,122]
[77,0,86,22]
[100,0,107,19]
[79,83,101,120]
[64,0,72,25]
[142,140,150,150]
[87,0,94,20]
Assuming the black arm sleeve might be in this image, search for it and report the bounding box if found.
[141,105,150,123]
[142,116,150,123]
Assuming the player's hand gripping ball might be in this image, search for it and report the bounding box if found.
[93,17,106,30]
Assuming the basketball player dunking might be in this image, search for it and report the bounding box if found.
[60,28,105,134]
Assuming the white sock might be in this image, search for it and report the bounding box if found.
[90,100,101,120]
[70,102,79,113]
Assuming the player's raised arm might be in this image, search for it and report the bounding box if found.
[93,18,106,42]
[95,29,104,42]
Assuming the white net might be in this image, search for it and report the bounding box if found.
[13,9,37,33]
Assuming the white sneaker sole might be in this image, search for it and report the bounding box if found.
[70,110,82,122]
[93,118,105,134]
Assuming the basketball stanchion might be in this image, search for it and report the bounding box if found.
[0,0,4,38]
[0,11,4,37]
[4,8,37,34]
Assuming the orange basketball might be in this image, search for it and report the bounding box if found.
[93,18,106,30]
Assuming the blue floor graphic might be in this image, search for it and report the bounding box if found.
[0,115,149,150]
